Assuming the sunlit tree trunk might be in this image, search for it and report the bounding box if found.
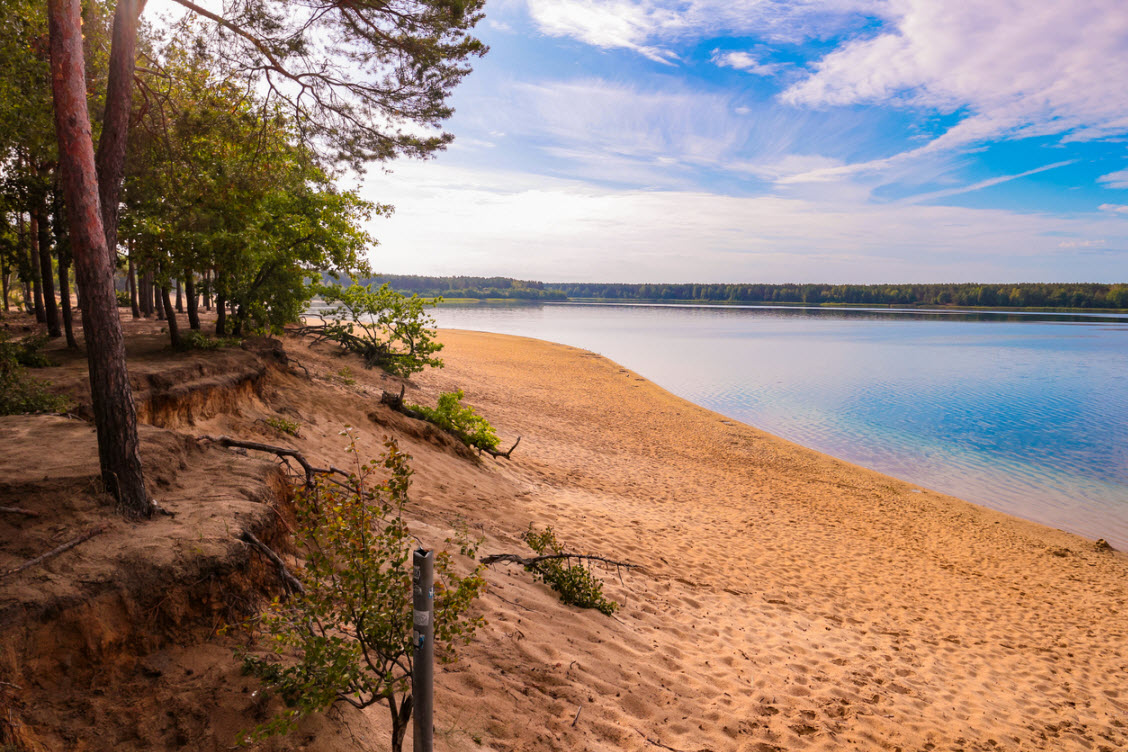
[95,0,145,256]
[48,0,152,518]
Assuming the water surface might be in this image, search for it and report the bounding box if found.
[432,303,1128,548]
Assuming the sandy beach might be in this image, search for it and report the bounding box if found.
[405,329,1128,752]
[3,321,1126,751]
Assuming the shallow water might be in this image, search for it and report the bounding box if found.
[432,302,1128,548]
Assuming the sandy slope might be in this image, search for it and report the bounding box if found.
[409,329,1128,752]
[3,318,1125,751]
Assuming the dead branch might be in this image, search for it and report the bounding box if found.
[1,526,106,580]
[0,506,41,518]
[479,436,521,460]
[197,435,350,488]
[239,531,304,595]
[481,552,637,569]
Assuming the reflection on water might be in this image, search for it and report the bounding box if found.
[432,302,1128,548]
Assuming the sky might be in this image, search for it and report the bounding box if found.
[149,0,1128,284]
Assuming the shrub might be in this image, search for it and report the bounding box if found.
[0,334,70,415]
[237,437,486,751]
[264,416,300,437]
[408,389,499,452]
[178,330,242,350]
[115,289,131,308]
[521,527,618,615]
[310,282,443,377]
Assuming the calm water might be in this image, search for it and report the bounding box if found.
[432,303,1128,548]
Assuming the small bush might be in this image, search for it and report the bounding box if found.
[179,330,242,350]
[311,282,443,377]
[264,416,300,437]
[335,366,356,386]
[409,389,499,452]
[0,334,70,415]
[237,437,486,750]
[115,289,131,308]
[521,527,618,615]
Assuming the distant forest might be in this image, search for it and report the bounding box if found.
[361,275,1128,310]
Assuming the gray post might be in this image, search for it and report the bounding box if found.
[412,548,434,752]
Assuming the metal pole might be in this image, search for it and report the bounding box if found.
[412,548,434,752]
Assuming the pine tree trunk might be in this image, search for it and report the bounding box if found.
[140,269,152,317]
[215,292,226,335]
[128,254,140,318]
[175,277,183,313]
[203,270,212,310]
[35,202,62,338]
[155,279,166,320]
[48,0,152,518]
[26,215,46,323]
[185,270,200,330]
[1,260,9,312]
[58,255,78,348]
[161,283,180,348]
[95,0,143,257]
[51,183,78,348]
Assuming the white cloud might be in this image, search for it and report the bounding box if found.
[524,0,877,60]
[783,0,1128,153]
[711,50,784,76]
[1099,169,1128,190]
[1099,203,1128,215]
[361,161,1128,283]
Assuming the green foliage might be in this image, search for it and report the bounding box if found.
[408,389,499,452]
[334,367,357,386]
[521,527,618,616]
[238,437,486,748]
[313,282,443,377]
[123,48,376,338]
[178,330,241,351]
[115,289,131,308]
[264,416,300,437]
[0,333,70,415]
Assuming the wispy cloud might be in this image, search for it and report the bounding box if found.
[711,50,785,76]
[898,161,1075,205]
[523,0,876,61]
[1098,169,1128,190]
[1099,203,1128,215]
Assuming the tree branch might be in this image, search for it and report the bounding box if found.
[1,526,106,580]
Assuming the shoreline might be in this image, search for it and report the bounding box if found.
[433,325,1126,550]
[411,327,1127,750]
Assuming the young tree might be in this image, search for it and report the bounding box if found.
[239,438,485,752]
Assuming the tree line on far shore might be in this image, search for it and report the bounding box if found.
[369,275,1128,310]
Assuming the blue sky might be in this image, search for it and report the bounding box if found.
[153,0,1128,283]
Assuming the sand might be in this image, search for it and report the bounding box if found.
[407,329,1128,752]
[3,317,1126,751]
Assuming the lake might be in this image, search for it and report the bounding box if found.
[432,302,1128,548]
